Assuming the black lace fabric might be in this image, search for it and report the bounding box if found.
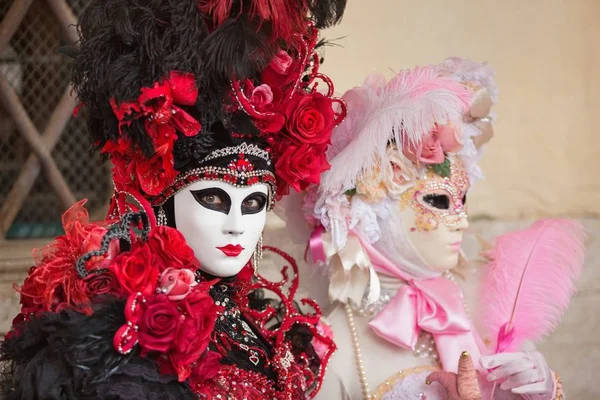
[208,279,278,382]
[0,297,195,400]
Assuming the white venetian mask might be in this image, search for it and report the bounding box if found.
[174,180,268,277]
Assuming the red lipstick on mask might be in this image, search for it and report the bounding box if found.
[217,244,244,257]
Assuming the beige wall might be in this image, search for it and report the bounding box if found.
[319,0,600,219]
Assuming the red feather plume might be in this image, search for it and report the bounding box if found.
[198,0,309,41]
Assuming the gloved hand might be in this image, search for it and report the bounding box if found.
[480,351,556,399]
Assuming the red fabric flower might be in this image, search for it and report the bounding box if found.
[15,200,114,316]
[101,137,132,156]
[110,71,200,139]
[189,351,223,384]
[284,92,335,146]
[275,144,330,192]
[148,226,198,270]
[108,153,139,193]
[83,271,123,298]
[255,113,286,134]
[158,268,197,301]
[169,317,210,381]
[114,281,219,382]
[134,153,178,196]
[110,245,159,296]
[170,286,219,381]
[106,71,201,197]
[262,50,296,88]
[181,284,218,318]
[138,294,182,354]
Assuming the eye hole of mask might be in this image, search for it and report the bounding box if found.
[191,188,231,214]
[462,194,467,205]
[422,193,450,210]
[241,192,267,215]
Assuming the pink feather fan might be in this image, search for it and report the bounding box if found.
[480,219,586,353]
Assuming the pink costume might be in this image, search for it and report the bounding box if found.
[280,58,582,400]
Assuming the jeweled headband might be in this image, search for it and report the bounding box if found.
[151,142,277,209]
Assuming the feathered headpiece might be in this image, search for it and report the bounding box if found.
[71,0,347,225]
[305,59,497,251]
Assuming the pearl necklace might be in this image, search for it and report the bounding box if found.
[345,270,470,400]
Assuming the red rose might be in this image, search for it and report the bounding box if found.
[158,267,197,301]
[255,113,286,134]
[138,294,181,354]
[110,244,159,296]
[83,271,123,298]
[169,316,212,382]
[189,351,223,384]
[275,144,330,192]
[284,93,335,145]
[169,286,219,380]
[182,285,218,317]
[148,226,198,270]
[171,290,218,378]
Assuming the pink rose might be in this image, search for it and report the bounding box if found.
[269,50,293,74]
[435,124,463,153]
[251,84,274,109]
[403,131,445,165]
[158,267,197,301]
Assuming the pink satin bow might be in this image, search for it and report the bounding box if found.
[359,238,482,373]
[369,278,471,348]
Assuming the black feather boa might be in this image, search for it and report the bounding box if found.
[0,297,194,400]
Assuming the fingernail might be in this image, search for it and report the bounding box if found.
[461,351,469,357]
[425,380,431,385]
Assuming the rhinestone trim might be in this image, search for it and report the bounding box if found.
[200,143,272,165]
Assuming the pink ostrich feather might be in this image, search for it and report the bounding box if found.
[321,65,472,195]
[480,219,586,353]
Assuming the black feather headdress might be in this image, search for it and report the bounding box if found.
[68,0,347,215]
